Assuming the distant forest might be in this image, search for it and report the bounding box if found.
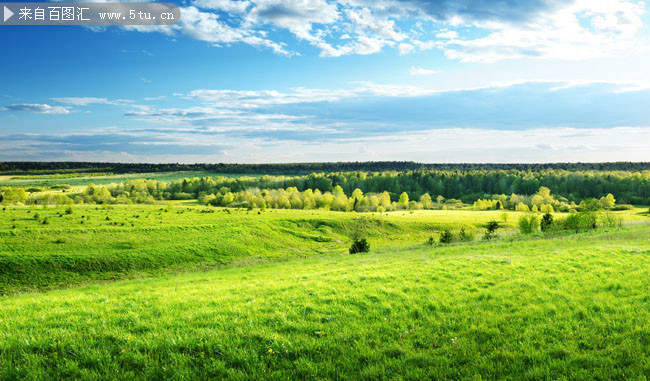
[2,161,650,175]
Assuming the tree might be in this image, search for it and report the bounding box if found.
[515,202,530,212]
[599,193,616,209]
[398,192,409,208]
[483,220,500,240]
[419,193,433,209]
[518,214,540,234]
[541,212,554,231]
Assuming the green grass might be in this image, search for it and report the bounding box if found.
[0,226,649,379]
[1,206,526,295]
[0,171,268,188]
[1,205,646,295]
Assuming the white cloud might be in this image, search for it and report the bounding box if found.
[409,66,440,76]
[398,43,415,55]
[435,30,458,39]
[109,0,649,61]
[51,97,129,106]
[2,104,70,114]
[441,0,648,62]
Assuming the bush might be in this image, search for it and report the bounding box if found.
[439,229,453,244]
[540,213,553,232]
[349,238,370,254]
[483,220,500,240]
[518,214,540,234]
[458,227,475,242]
[486,220,499,233]
[564,211,598,231]
[65,206,73,215]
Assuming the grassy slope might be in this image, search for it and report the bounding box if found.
[0,226,649,379]
[1,206,534,295]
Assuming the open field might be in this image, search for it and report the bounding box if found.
[1,167,650,379]
[0,171,265,188]
[1,225,649,379]
[0,205,535,294]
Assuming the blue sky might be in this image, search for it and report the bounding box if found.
[1,0,650,163]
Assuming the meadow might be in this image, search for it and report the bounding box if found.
[0,225,649,379]
[1,166,650,379]
[0,204,542,294]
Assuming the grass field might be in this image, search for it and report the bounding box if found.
[1,225,649,379]
[0,171,265,188]
[1,205,542,294]
[1,188,649,379]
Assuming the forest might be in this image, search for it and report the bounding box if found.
[2,161,650,175]
[3,168,650,209]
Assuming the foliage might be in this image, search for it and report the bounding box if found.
[483,220,500,240]
[541,213,554,232]
[349,238,370,254]
[518,214,540,234]
[458,227,475,242]
[439,229,454,244]
[564,211,599,232]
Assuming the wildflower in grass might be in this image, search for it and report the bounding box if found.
[268,348,274,354]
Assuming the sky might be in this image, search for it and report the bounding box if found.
[1,0,650,163]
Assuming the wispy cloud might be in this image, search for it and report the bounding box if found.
[2,103,70,114]
[50,97,131,106]
[409,66,440,76]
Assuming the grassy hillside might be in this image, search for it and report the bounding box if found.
[0,226,649,379]
[0,205,533,295]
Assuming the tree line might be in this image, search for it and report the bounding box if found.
[2,168,650,207]
[2,161,650,176]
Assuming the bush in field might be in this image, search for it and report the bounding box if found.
[564,211,598,232]
[349,238,370,254]
[540,213,553,232]
[439,229,453,244]
[483,220,499,240]
[458,227,474,242]
[65,206,73,215]
[518,214,540,234]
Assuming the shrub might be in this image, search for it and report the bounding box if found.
[439,229,453,244]
[518,214,540,234]
[541,213,554,232]
[483,220,500,240]
[565,211,598,231]
[65,206,73,215]
[458,227,475,242]
[349,238,370,254]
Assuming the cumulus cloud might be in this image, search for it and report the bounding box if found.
[110,0,648,61]
[2,104,70,114]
